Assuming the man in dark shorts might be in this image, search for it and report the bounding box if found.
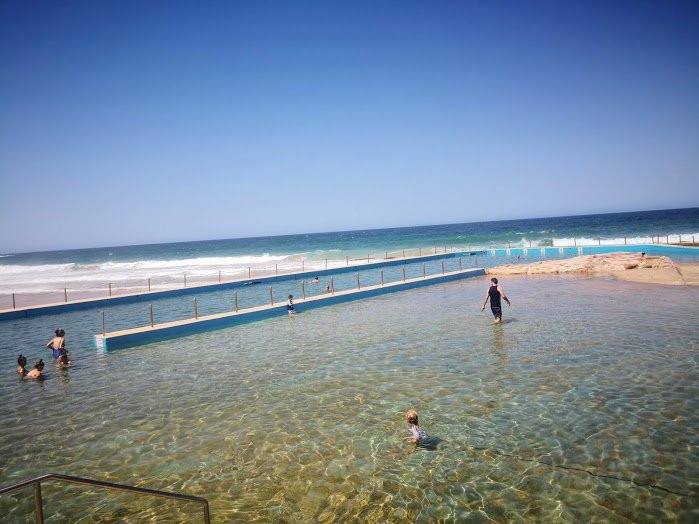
[481,277,510,323]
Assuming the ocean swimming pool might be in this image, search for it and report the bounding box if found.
[0,273,697,521]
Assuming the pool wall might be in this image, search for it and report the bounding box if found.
[94,268,486,351]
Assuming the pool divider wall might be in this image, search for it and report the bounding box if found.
[94,268,486,351]
[0,250,485,321]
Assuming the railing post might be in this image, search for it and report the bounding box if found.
[381,270,384,285]
[302,280,306,300]
[508,240,511,248]
[64,288,67,303]
[529,240,532,248]
[325,258,328,269]
[218,270,221,283]
[679,234,682,244]
[346,255,349,266]
[234,291,238,312]
[423,263,426,278]
[402,266,406,281]
[149,304,154,327]
[666,234,669,244]
[101,311,105,335]
[193,298,198,319]
[475,256,478,267]
[33,480,44,524]
[419,247,422,256]
[248,267,251,279]
[276,263,278,276]
[402,249,405,258]
[367,254,370,264]
[108,283,112,297]
[444,245,446,253]
[598,238,601,246]
[624,236,627,245]
[184,274,187,288]
[331,276,334,294]
[270,286,274,305]
[434,246,437,254]
[12,293,16,309]
[356,273,360,290]
[385,251,388,260]
[459,258,462,271]
[441,261,445,274]
[148,278,151,292]
[574,238,577,247]
[302,260,305,272]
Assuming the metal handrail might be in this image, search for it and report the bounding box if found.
[0,473,210,523]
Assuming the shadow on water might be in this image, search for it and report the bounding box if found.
[417,435,445,451]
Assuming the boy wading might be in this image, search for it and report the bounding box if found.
[482,277,510,323]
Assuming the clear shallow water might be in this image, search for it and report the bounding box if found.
[1,275,698,522]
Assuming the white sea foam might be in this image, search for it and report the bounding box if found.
[551,233,699,247]
[0,254,296,294]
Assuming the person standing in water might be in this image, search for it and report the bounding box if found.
[46,328,66,358]
[481,277,510,324]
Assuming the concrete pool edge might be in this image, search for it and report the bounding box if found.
[94,268,486,350]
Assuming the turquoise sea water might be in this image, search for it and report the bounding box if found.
[1,273,697,522]
[1,208,697,306]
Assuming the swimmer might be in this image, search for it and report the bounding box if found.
[481,277,510,324]
[17,355,27,376]
[286,294,295,315]
[312,276,319,283]
[46,328,66,358]
[403,409,428,445]
[325,285,332,293]
[57,352,72,368]
[26,359,45,379]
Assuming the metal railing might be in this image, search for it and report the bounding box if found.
[0,245,460,310]
[0,473,210,523]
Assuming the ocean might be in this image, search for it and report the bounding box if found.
[1,207,697,299]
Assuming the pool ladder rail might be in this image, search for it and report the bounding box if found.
[0,473,211,523]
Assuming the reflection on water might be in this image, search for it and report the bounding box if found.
[0,275,697,522]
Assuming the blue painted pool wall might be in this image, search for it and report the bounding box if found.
[98,268,486,351]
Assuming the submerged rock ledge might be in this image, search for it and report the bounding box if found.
[487,252,699,286]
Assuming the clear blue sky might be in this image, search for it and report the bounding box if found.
[1,1,698,252]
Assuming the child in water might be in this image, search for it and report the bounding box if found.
[26,359,45,379]
[57,352,72,368]
[404,409,428,445]
[17,355,27,376]
[46,328,66,358]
